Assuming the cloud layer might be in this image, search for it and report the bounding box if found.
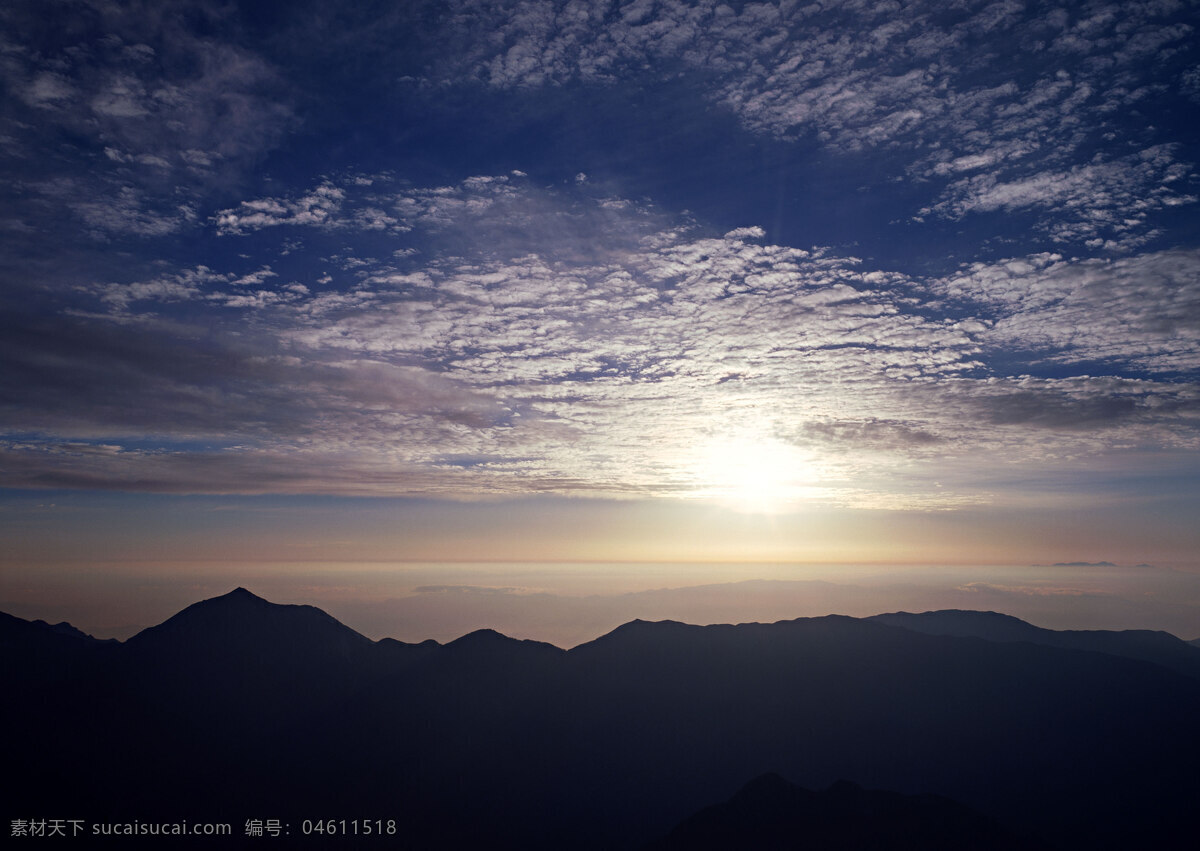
[1,0,1198,518]
[435,0,1198,249]
[4,172,1198,507]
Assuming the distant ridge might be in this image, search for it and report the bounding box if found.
[6,592,1200,849]
[35,619,101,640]
[871,609,1043,642]
[870,609,1200,679]
[0,609,118,682]
[0,609,108,644]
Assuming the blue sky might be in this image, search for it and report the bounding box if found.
[3,1,1200,635]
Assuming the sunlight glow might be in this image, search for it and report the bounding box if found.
[688,435,822,513]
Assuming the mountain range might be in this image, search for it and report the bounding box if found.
[5,588,1200,848]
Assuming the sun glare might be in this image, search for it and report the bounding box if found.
[689,436,820,513]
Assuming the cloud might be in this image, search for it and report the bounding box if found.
[934,249,1200,372]
[440,0,1194,142]
[21,71,78,108]
[0,0,294,242]
[214,185,347,235]
[957,582,1097,598]
[4,173,1193,505]
[962,380,1145,430]
[792,419,943,452]
[5,1,1192,258]
[425,0,1197,249]
[43,182,198,239]
[98,266,224,310]
[919,147,1195,247]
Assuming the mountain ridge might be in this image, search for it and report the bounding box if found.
[6,590,1200,849]
[869,608,1200,679]
[10,591,1199,658]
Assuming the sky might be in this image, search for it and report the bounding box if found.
[3,0,1200,641]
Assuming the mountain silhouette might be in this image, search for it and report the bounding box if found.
[121,588,384,747]
[6,592,1200,849]
[1,608,118,682]
[869,609,1200,679]
[126,586,372,658]
[1,608,109,645]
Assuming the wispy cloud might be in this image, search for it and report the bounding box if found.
[0,0,294,241]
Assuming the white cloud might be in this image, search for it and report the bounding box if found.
[919,146,1195,245]
[23,71,77,107]
[0,4,294,243]
[935,248,1200,372]
[214,184,346,235]
[428,0,1197,248]
[98,266,228,310]
[232,267,278,288]
[66,184,197,238]
[11,174,1198,505]
[723,226,765,240]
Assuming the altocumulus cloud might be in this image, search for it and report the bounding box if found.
[2,173,1197,507]
[433,0,1197,250]
[0,0,294,241]
[1,0,1197,517]
[935,249,1200,373]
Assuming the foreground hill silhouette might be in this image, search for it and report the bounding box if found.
[649,773,1038,850]
[6,590,1200,849]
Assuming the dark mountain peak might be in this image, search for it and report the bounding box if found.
[446,628,565,658]
[741,771,788,789]
[204,586,275,609]
[574,618,693,648]
[126,587,371,656]
[1,610,99,644]
[33,618,98,641]
[825,778,864,796]
[450,627,508,644]
[612,618,694,635]
[871,609,1038,636]
[869,609,1048,646]
[779,613,893,633]
[1,610,120,685]
[376,636,440,649]
[622,618,689,629]
[914,608,1014,620]
[729,768,816,801]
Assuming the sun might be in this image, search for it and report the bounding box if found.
[689,435,819,513]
